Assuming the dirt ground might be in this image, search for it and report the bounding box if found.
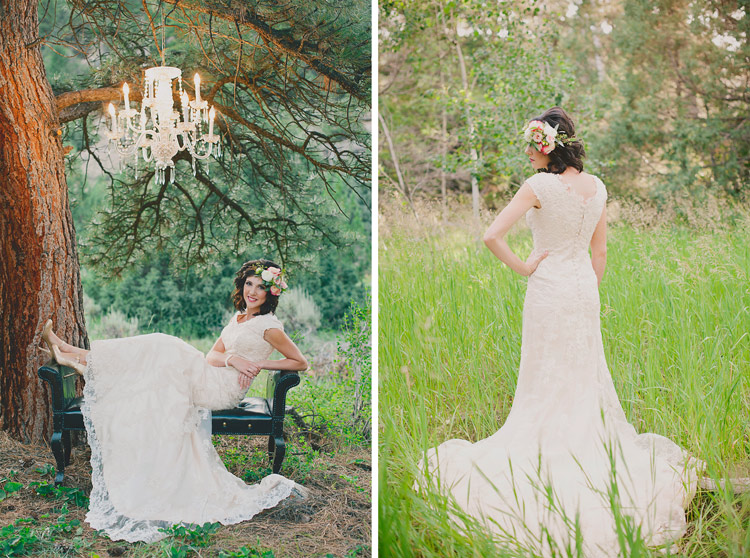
[0,430,371,557]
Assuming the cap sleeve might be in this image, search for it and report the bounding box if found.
[259,313,284,334]
[594,176,608,202]
[524,173,553,207]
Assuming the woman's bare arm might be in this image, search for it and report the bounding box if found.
[257,328,308,371]
[483,183,548,275]
[208,328,307,389]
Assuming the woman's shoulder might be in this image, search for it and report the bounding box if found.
[523,172,552,187]
[586,173,608,198]
[255,312,284,332]
[522,172,557,199]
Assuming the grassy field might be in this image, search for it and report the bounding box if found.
[378,199,750,557]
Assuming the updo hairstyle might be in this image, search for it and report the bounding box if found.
[532,107,586,174]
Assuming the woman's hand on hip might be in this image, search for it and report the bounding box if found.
[524,250,549,276]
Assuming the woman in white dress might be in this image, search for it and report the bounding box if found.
[41,259,309,543]
[420,108,701,556]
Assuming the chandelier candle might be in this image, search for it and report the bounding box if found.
[105,65,220,185]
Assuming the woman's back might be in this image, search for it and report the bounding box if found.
[525,171,607,261]
[523,172,607,312]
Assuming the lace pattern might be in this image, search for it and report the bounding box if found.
[80,324,298,543]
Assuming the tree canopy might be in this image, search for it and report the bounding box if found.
[43,0,371,271]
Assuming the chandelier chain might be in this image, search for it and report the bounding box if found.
[161,2,166,67]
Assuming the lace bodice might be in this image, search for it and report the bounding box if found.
[220,312,284,362]
[525,172,607,263]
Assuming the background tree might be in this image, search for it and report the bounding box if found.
[379,0,748,206]
[1,0,371,442]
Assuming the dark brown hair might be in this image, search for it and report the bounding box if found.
[531,107,586,174]
[231,259,281,315]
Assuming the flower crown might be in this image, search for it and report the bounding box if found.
[253,265,288,296]
[523,120,577,155]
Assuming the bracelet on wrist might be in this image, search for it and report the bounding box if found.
[224,354,233,367]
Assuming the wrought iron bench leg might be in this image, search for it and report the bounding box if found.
[271,435,285,474]
[50,431,66,486]
[63,430,72,465]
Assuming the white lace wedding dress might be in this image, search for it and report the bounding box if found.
[421,173,701,556]
[80,312,297,543]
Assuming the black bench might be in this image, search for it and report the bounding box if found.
[38,361,300,486]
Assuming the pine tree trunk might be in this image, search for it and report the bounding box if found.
[0,0,88,442]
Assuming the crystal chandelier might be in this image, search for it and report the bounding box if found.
[105,67,221,185]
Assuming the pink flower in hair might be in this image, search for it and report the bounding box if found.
[270,285,281,296]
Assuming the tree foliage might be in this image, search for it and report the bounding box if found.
[379,0,748,205]
[607,0,749,198]
[42,0,371,272]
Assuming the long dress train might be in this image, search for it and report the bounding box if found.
[80,312,297,543]
[420,173,701,557]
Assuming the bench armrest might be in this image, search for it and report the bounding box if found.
[265,370,301,415]
[38,361,79,411]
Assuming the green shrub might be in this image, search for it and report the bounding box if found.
[89,308,140,339]
[29,482,89,508]
[275,288,322,336]
[288,299,372,447]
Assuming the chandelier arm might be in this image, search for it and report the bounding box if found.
[126,119,150,135]
[190,145,213,160]
[56,86,143,121]
[114,143,140,157]
[175,133,187,152]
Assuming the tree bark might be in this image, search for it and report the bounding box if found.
[0,0,88,442]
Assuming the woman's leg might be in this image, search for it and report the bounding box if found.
[47,328,89,363]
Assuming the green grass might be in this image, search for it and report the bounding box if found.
[378,204,750,557]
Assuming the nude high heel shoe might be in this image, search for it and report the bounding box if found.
[51,343,86,376]
[41,319,55,354]
[39,346,79,379]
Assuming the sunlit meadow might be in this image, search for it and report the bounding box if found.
[378,197,750,557]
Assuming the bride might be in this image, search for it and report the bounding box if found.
[420,108,701,556]
[40,259,309,543]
